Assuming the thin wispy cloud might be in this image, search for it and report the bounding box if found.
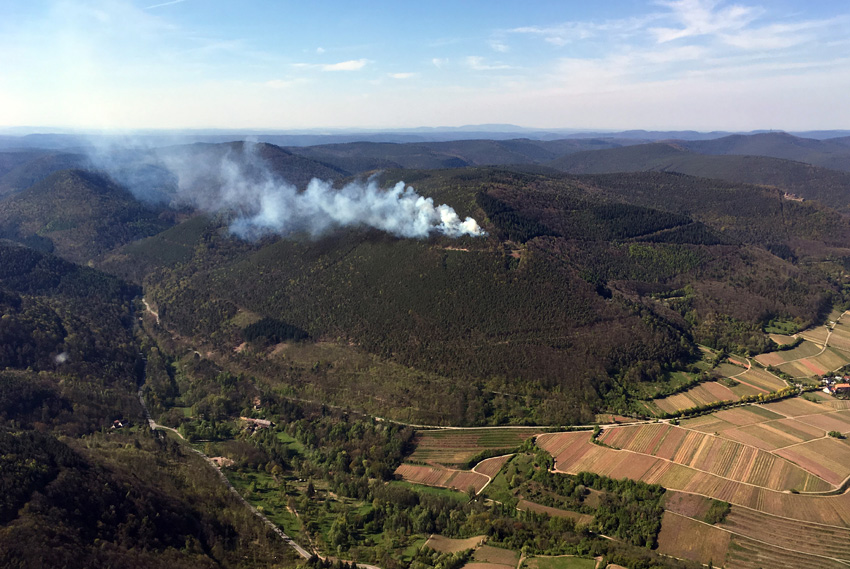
[389,72,415,79]
[291,59,370,72]
[650,0,760,43]
[510,16,657,46]
[489,40,509,53]
[145,0,188,9]
[466,56,512,71]
[322,59,369,71]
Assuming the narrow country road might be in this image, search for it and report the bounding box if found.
[138,381,312,559]
[138,353,380,567]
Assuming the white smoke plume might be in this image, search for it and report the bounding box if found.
[228,178,485,239]
[94,140,486,240]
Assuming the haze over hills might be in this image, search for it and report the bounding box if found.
[3,127,850,151]
[678,132,850,171]
[549,142,850,212]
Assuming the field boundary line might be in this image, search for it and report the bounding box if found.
[634,423,836,490]
[666,488,850,530]
[664,510,850,566]
[471,453,515,495]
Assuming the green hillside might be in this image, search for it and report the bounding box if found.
[0,169,173,263]
[112,167,849,424]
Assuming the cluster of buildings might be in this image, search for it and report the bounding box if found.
[822,376,850,396]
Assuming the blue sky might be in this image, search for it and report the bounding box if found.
[1,0,848,131]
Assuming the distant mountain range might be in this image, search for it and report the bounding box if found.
[2,126,850,150]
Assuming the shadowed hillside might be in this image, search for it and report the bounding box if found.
[0,151,89,197]
[680,132,850,171]
[549,143,850,211]
[0,169,173,263]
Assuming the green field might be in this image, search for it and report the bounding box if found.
[410,428,543,465]
[523,556,597,569]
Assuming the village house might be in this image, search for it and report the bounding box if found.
[239,416,274,434]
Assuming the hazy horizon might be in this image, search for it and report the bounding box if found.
[3,0,850,132]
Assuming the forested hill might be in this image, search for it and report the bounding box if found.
[283,138,629,173]
[0,169,173,263]
[548,143,850,212]
[678,131,850,171]
[0,239,141,434]
[0,239,300,567]
[108,167,849,425]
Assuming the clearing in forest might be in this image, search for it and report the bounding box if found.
[470,545,519,569]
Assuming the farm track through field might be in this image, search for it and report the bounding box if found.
[776,310,850,371]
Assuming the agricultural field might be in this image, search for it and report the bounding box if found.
[466,544,520,569]
[593,423,831,492]
[755,339,823,367]
[522,556,597,569]
[394,463,490,494]
[649,381,738,415]
[473,454,514,478]
[719,503,850,561]
[424,535,487,553]
[776,347,850,378]
[409,428,544,466]
[733,367,787,392]
[661,491,715,519]
[826,315,850,352]
[775,437,850,485]
[656,512,730,566]
[538,428,850,526]
[808,391,850,410]
[754,320,850,379]
[644,362,788,417]
[724,535,850,569]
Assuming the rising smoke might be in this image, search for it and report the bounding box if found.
[91,140,486,240]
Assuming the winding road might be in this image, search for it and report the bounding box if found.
[138,386,312,559]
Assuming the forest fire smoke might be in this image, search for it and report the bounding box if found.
[100,141,486,240]
[227,177,486,239]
